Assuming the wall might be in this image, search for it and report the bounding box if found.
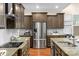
[0,29,10,46]
[0,29,32,46]
[62,3,79,36]
[62,3,79,15]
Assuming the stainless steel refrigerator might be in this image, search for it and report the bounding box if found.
[33,22,47,48]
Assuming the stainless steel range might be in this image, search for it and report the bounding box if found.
[33,22,47,48]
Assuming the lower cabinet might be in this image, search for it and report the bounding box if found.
[30,36,33,48]
[18,44,28,56]
[52,42,68,56]
[17,40,30,56]
[47,36,51,48]
[47,35,65,48]
[26,39,30,55]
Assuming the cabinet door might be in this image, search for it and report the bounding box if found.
[57,13,64,28]
[0,3,5,29]
[15,4,24,29]
[47,16,52,28]
[47,15,58,28]
[52,15,58,28]
[24,15,32,29]
[5,3,16,29]
[47,36,51,48]
[32,12,47,22]
[21,6,24,29]
[15,4,21,28]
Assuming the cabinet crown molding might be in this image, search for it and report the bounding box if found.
[32,12,48,14]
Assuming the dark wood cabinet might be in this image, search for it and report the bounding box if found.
[32,12,47,22]
[0,3,16,29]
[47,15,58,28]
[47,35,65,48]
[47,13,64,28]
[5,3,16,29]
[47,36,51,48]
[0,3,6,29]
[15,3,25,29]
[30,36,33,48]
[0,3,24,29]
[57,13,64,28]
[20,4,25,29]
[6,17,15,29]
[24,15,32,29]
[52,42,68,56]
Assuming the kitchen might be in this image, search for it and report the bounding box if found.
[0,3,79,56]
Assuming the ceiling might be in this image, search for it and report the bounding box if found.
[22,3,70,15]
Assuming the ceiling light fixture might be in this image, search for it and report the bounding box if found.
[55,5,59,9]
[36,5,39,9]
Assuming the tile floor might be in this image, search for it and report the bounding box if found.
[29,48,51,56]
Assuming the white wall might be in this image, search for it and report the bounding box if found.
[0,29,32,46]
[61,3,79,36]
[0,29,10,46]
[62,3,79,15]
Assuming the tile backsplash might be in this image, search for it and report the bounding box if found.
[0,29,32,46]
[0,28,73,46]
[47,27,72,35]
[0,29,10,46]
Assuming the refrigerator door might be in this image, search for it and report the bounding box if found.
[33,22,41,39]
[42,22,46,39]
[33,22,47,48]
[33,39,46,48]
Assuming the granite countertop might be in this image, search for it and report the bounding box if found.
[50,38,79,56]
[0,48,18,56]
[0,37,30,56]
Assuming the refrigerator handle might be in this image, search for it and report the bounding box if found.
[34,28,37,32]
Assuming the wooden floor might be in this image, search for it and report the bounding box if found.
[29,48,51,56]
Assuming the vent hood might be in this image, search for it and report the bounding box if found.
[5,3,17,18]
[6,8,16,18]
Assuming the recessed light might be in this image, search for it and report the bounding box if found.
[55,5,59,9]
[36,5,39,9]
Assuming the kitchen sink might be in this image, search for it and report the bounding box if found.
[58,41,77,47]
[0,42,23,48]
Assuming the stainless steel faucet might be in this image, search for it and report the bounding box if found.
[10,36,17,41]
[71,36,76,47]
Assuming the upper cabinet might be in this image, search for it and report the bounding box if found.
[15,3,25,29]
[0,3,5,29]
[47,13,64,28]
[32,12,47,22]
[47,15,58,28]
[0,3,64,29]
[0,3,25,29]
[57,13,64,28]
[6,3,16,29]
[24,15,32,29]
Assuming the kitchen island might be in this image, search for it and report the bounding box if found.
[50,38,79,56]
[0,37,30,56]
